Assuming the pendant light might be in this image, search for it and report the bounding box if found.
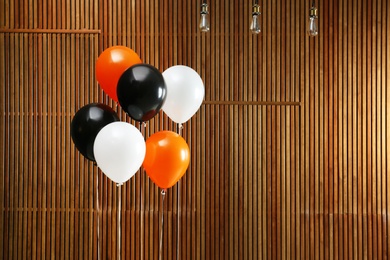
[307,0,318,37]
[250,0,261,34]
[199,0,210,32]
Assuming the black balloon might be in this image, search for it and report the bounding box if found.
[71,103,120,161]
[117,64,167,122]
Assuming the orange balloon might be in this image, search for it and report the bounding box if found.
[143,131,190,189]
[96,46,142,102]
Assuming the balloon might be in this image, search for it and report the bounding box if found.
[93,122,146,185]
[71,103,119,161]
[96,46,142,102]
[117,64,167,122]
[143,131,190,189]
[162,65,204,124]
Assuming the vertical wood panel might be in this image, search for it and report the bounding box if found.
[1,0,390,259]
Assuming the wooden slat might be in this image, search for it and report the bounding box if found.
[0,29,101,34]
[203,100,301,106]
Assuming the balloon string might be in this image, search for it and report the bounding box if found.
[139,122,147,138]
[96,171,100,260]
[178,123,183,136]
[140,170,144,260]
[177,181,181,260]
[176,123,183,260]
[159,189,166,260]
[117,183,122,260]
[140,121,146,260]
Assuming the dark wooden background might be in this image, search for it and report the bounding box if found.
[0,0,389,259]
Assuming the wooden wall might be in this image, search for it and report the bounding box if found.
[0,0,389,259]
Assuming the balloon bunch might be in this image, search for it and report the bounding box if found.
[71,46,204,189]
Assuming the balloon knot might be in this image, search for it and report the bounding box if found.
[161,189,167,196]
[116,183,123,187]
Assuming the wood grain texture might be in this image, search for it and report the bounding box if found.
[1,0,389,259]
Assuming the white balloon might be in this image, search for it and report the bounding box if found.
[93,122,146,185]
[162,65,205,124]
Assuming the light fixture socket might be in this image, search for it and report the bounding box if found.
[309,6,318,18]
[252,4,261,16]
[201,3,209,14]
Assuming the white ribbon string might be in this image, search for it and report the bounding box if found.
[140,122,146,260]
[176,123,183,260]
[96,171,100,260]
[178,123,183,136]
[159,189,166,260]
[117,183,123,260]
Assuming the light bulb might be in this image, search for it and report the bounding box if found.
[250,14,261,34]
[307,6,318,37]
[199,3,210,32]
[199,13,210,32]
[250,4,261,34]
